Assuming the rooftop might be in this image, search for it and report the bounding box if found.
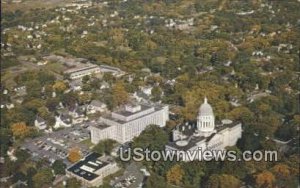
[114,104,151,117]
[103,103,165,124]
[67,152,108,181]
[167,120,241,151]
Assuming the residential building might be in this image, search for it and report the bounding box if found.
[87,100,107,114]
[34,116,47,130]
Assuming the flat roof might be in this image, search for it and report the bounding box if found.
[91,122,111,130]
[67,153,108,181]
[64,64,99,74]
[166,121,241,151]
[167,135,206,151]
[114,104,153,117]
[103,104,165,124]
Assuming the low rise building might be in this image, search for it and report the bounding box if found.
[66,153,119,187]
[99,65,125,77]
[34,116,47,130]
[87,100,107,114]
[64,64,101,80]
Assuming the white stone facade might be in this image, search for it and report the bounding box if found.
[165,98,242,161]
[90,104,169,144]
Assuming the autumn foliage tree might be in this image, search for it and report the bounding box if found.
[112,81,129,107]
[166,164,184,186]
[271,164,290,178]
[52,81,67,93]
[206,174,241,188]
[254,170,275,188]
[68,148,82,163]
[10,122,31,139]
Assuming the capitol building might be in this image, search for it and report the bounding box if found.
[165,97,242,161]
[90,103,169,144]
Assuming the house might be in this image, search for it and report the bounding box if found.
[14,86,27,96]
[87,100,107,114]
[140,86,153,96]
[100,81,110,90]
[132,91,150,103]
[0,102,14,109]
[34,116,47,130]
[69,107,87,124]
[7,148,17,162]
[69,80,82,91]
[54,114,72,129]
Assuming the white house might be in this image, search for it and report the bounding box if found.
[34,116,47,130]
[54,114,72,129]
[87,100,107,114]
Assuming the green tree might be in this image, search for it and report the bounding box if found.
[132,125,168,151]
[32,168,54,188]
[66,178,81,188]
[151,86,162,102]
[92,139,117,155]
[144,174,167,188]
[52,160,66,175]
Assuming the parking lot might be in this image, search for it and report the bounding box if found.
[22,125,91,166]
[112,162,146,188]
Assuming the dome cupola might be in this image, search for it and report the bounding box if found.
[197,97,215,136]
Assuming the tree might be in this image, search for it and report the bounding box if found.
[12,171,26,183]
[66,178,81,188]
[144,174,167,188]
[78,92,92,104]
[166,164,184,186]
[112,81,129,107]
[10,122,31,139]
[92,139,116,155]
[68,148,82,163]
[132,125,168,151]
[32,168,54,188]
[25,80,42,99]
[61,92,78,108]
[52,160,66,175]
[227,106,254,124]
[45,98,59,112]
[272,164,290,178]
[82,75,90,84]
[206,174,241,188]
[182,161,205,187]
[254,170,275,188]
[26,167,37,188]
[37,71,56,85]
[0,128,12,155]
[151,86,162,102]
[102,73,115,85]
[52,81,67,93]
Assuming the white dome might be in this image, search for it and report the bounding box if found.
[199,97,214,116]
